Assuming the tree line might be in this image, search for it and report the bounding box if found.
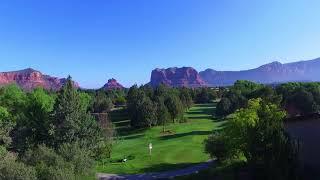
[0,77,117,179]
[126,84,218,131]
[216,80,320,118]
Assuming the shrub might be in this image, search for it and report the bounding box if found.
[22,145,76,180]
[58,142,95,175]
[204,132,229,163]
[114,96,126,106]
[0,149,37,180]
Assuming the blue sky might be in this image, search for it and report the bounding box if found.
[0,0,320,88]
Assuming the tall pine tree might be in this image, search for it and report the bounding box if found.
[52,76,101,149]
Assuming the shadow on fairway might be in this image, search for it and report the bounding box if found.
[195,104,216,108]
[141,162,201,173]
[187,115,213,120]
[121,134,145,140]
[187,108,214,116]
[159,130,212,140]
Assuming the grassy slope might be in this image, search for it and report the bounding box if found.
[96,103,225,174]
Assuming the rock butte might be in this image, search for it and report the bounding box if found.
[102,78,124,90]
[0,68,79,91]
[150,67,206,88]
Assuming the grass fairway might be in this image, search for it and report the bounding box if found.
[96,103,225,174]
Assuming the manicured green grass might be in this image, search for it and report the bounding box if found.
[96,103,225,174]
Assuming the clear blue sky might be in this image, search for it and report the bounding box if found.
[1,0,320,88]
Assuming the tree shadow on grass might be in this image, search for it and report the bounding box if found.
[121,134,145,140]
[195,104,216,108]
[159,131,212,140]
[187,116,213,120]
[140,162,203,174]
[187,108,214,116]
[117,127,148,136]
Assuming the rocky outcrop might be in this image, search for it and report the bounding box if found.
[199,58,320,86]
[150,67,206,87]
[102,78,124,90]
[0,68,79,91]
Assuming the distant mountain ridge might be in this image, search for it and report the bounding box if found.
[3,57,320,90]
[150,57,320,87]
[0,68,79,91]
[200,57,320,86]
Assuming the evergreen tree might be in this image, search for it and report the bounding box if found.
[179,88,193,109]
[92,91,113,113]
[165,94,183,123]
[52,76,102,149]
[156,98,170,132]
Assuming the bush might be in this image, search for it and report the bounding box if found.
[58,142,95,175]
[114,96,126,106]
[178,115,188,123]
[204,132,229,163]
[0,149,37,180]
[22,145,76,180]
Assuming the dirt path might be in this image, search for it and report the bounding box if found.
[97,160,214,180]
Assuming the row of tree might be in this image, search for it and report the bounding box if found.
[0,77,115,179]
[127,85,191,131]
[126,84,219,131]
[215,80,320,118]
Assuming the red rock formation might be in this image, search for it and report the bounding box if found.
[150,67,206,87]
[0,68,79,91]
[102,78,124,90]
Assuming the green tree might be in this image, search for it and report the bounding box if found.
[204,132,229,163]
[23,145,76,180]
[58,142,94,176]
[127,85,143,127]
[0,84,27,123]
[195,88,210,103]
[286,88,316,115]
[92,91,113,113]
[79,92,92,112]
[209,98,300,179]
[0,149,37,180]
[14,88,55,152]
[52,76,102,151]
[179,88,193,109]
[215,97,232,117]
[154,84,169,97]
[250,86,282,105]
[140,97,157,127]
[165,95,183,123]
[215,90,247,117]
[155,98,170,132]
[114,96,126,106]
[0,106,13,148]
[232,80,262,97]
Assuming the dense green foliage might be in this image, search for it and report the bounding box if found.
[0,146,37,180]
[276,82,320,115]
[92,91,113,113]
[215,80,320,117]
[0,77,116,179]
[206,99,300,179]
[127,84,191,129]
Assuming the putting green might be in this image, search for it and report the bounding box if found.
[96,103,225,174]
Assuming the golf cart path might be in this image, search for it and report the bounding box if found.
[97,160,214,180]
